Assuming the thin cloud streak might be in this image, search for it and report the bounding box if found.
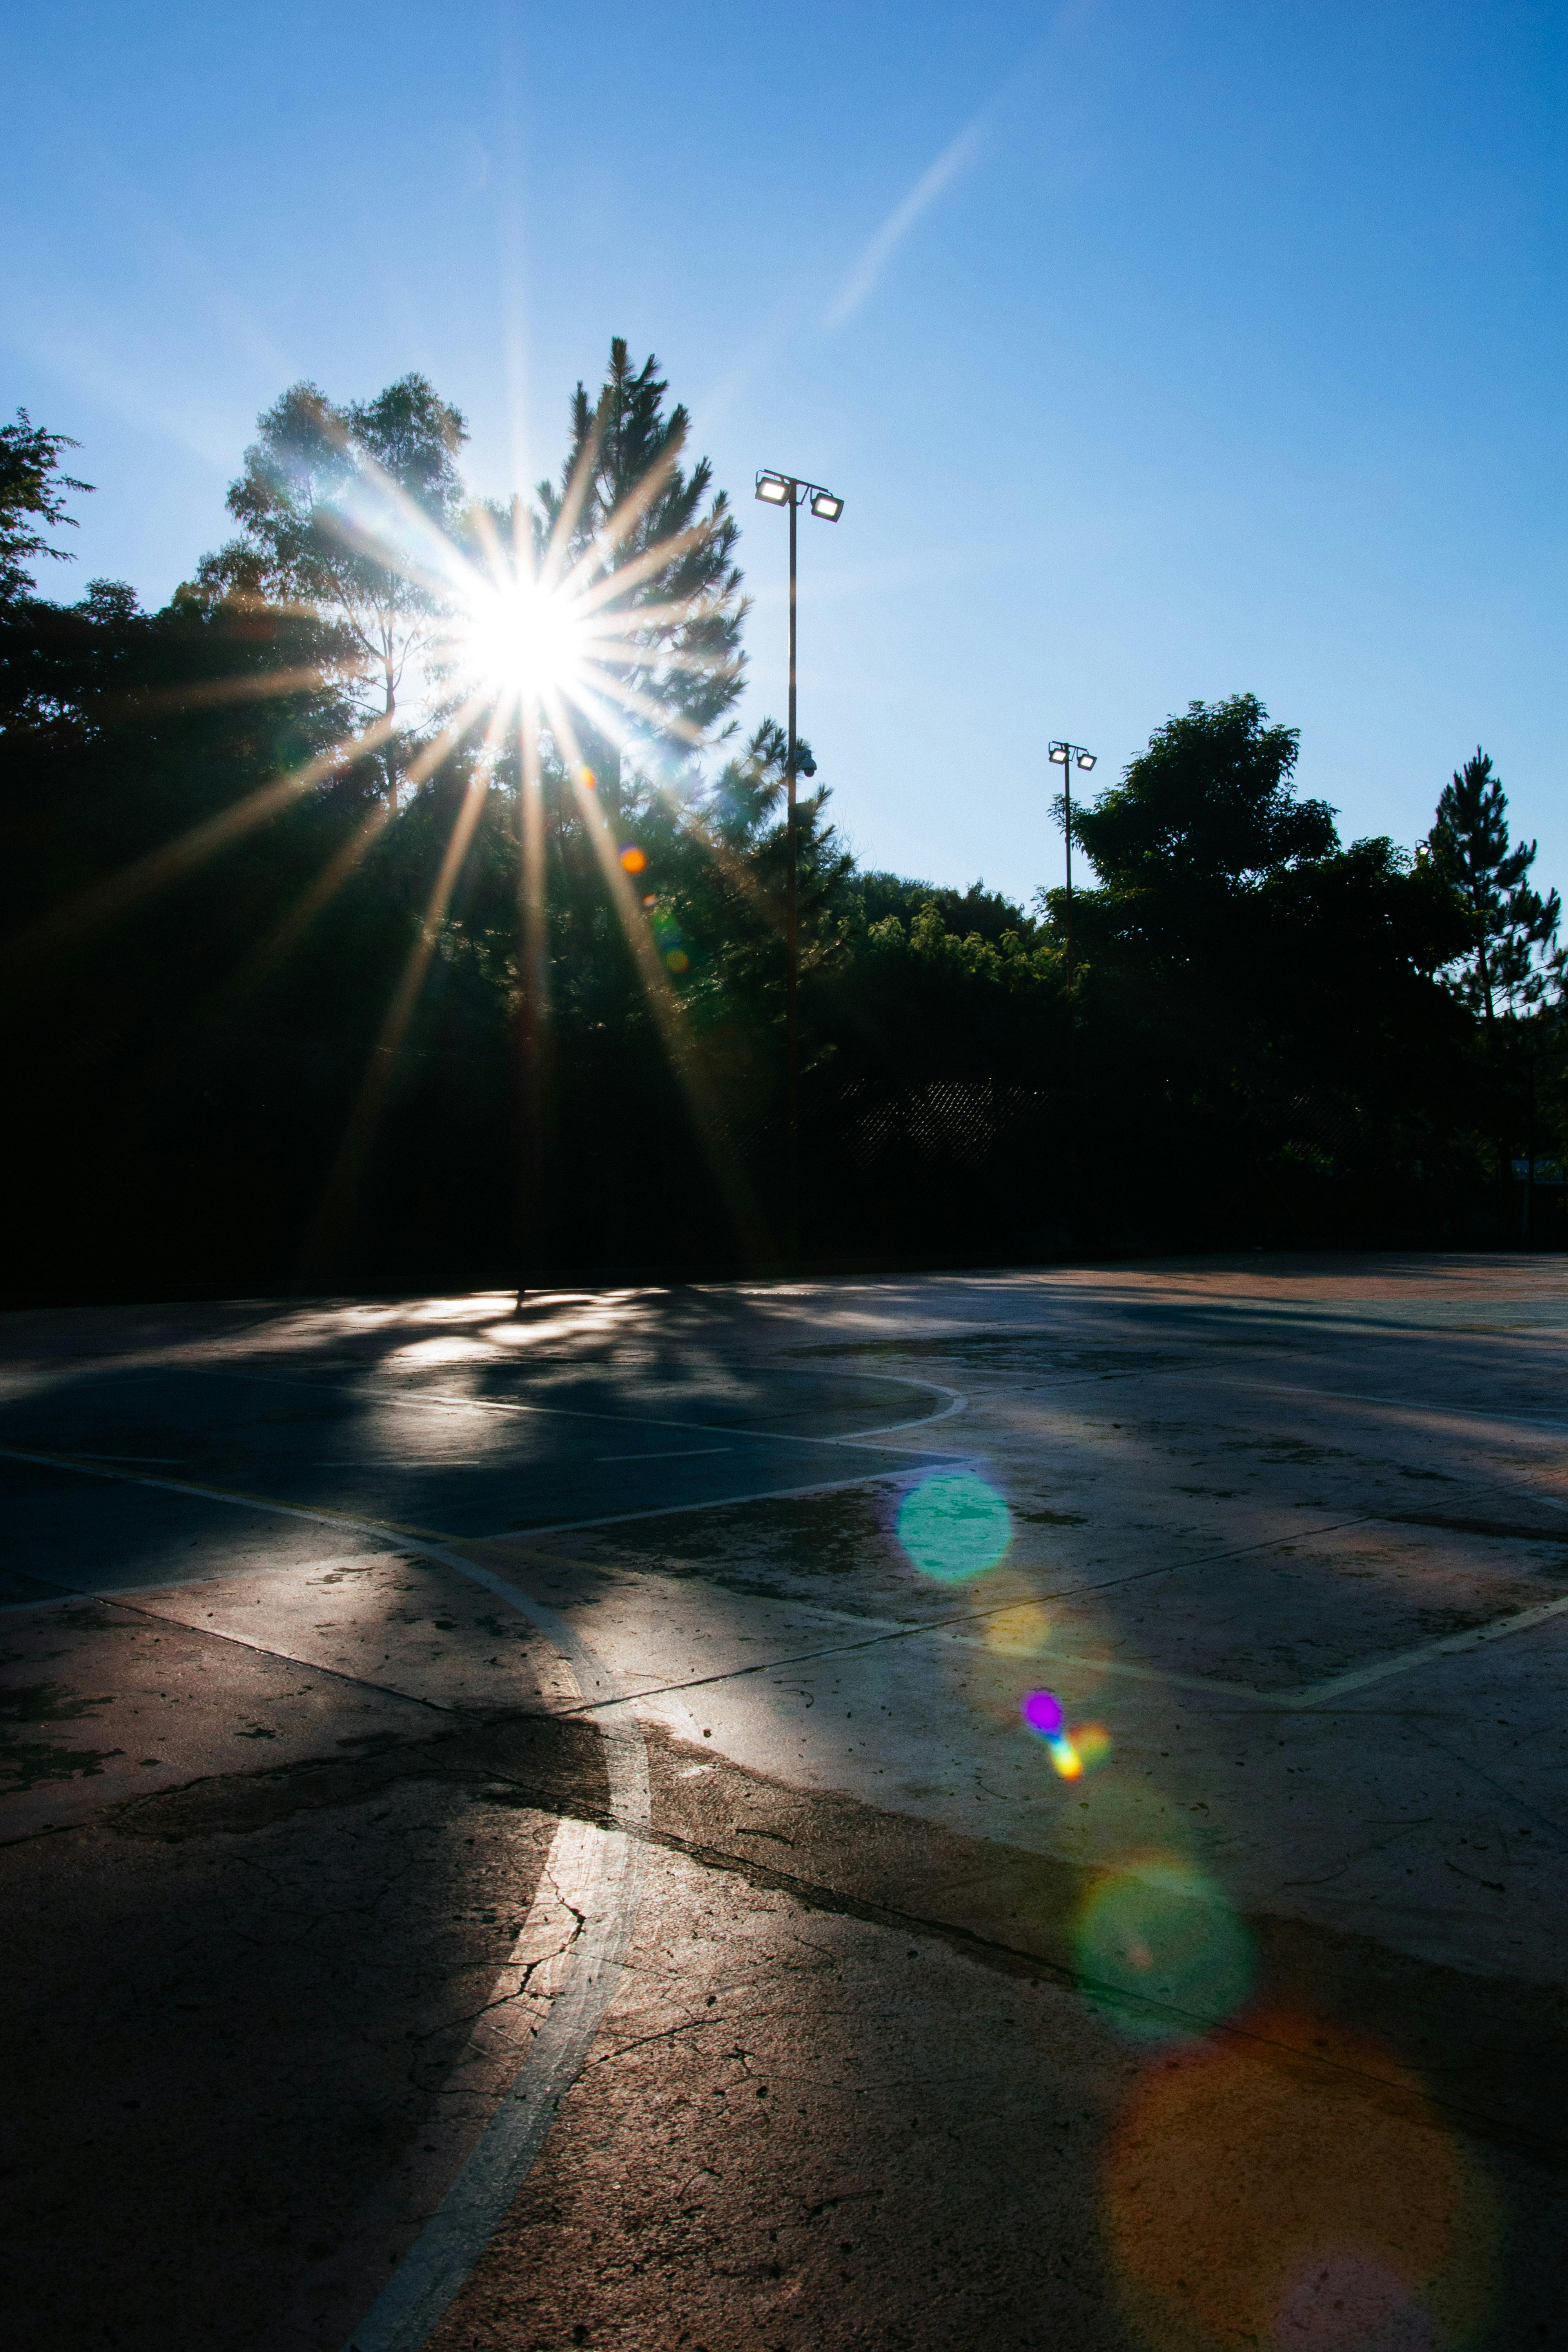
[820,10,1082,333]
[823,115,989,328]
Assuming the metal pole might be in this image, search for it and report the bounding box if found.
[516,696,548,1301]
[786,485,800,1260]
[1525,1033,1537,1248]
[1063,753,1076,994]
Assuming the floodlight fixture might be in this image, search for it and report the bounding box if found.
[809,489,844,521]
[755,471,791,504]
[1077,751,1096,771]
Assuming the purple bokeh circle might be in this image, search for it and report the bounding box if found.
[1021,1688,1064,1737]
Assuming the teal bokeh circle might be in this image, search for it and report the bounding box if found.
[895,1472,1012,1583]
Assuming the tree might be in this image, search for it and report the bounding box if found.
[0,411,91,604]
[198,375,468,795]
[1064,693,1336,952]
[855,873,1034,945]
[526,339,746,810]
[1426,749,1560,1022]
[1041,694,1482,1241]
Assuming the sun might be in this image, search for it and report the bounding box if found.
[459,575,592,703]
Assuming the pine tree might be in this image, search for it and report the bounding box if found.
[529,339,746,810]
[1426,750,1559,1022]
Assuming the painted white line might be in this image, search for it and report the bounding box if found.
[19,1439,1567,1716]
[1225,1376,1568,1436]
[0,1549,417,1617]
[1280,1591,1568,1706]
[485,1457,963,1540]
[836,1378,970,1437]
[0,1444,452,1540]
[527,1544,1568,1726]
[168,1359,948,1451]
[594,1446,731,1463]
[0,1443,963,1586]
[342,1564,648,2352]
[0,1443,647,2352]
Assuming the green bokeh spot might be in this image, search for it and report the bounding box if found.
[1073,1860,1255,2040]
[896,1472,1012,1583]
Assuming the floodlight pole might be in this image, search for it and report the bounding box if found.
[1049,741,1095,993]
[755,469,844,1262]
[787,485,799,1253]
[1063,753,1075,993]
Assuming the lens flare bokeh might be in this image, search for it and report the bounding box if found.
[1021,1688,1064,1737]
[895,1472,1012,1583]
[1103,2014,1496,2350]
[1020,1691,1113,1778]
[984,1598,1053,1655]
[1074,1855,1254,2039]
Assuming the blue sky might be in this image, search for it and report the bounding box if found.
[5,0,1564,907]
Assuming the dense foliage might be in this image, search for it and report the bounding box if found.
[2,354,1562,1299]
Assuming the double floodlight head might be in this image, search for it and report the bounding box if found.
[755,469,844,521]
[1049,741,1096,771]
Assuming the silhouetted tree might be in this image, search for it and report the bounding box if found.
[7,374,1564,1291]
[1061,693,1336,960]
[1426,749,1560,1023]
[0,410,91,604]
[526,339,746,813]
[198,376,469,797]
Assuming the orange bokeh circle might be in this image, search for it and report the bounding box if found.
[1102,2012,1493,2350]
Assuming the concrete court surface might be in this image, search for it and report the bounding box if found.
[1,1256,1566,2352]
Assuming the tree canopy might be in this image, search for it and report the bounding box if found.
[198,376,469,794]
[3,353,1563,1297]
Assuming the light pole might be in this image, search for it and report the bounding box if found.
[755,468,844,1256]
[1047,741,1096,991]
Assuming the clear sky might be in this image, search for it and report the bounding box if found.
[5,0,1564,908]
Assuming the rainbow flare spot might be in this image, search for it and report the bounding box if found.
[1021,1689,1063,1737]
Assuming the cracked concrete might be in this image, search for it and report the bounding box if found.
[4,1258,1568,2349]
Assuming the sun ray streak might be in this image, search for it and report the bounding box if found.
[539,394,610,591]
[192,799,395,1036]
[73,664,337,726]
[190,688,491,1041]
[566,437,683,584]
[299,702,508,1279]
[572,670,709,748]
[539,692,770,1254]
[2,713,401,970]
[561,518,717,620]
